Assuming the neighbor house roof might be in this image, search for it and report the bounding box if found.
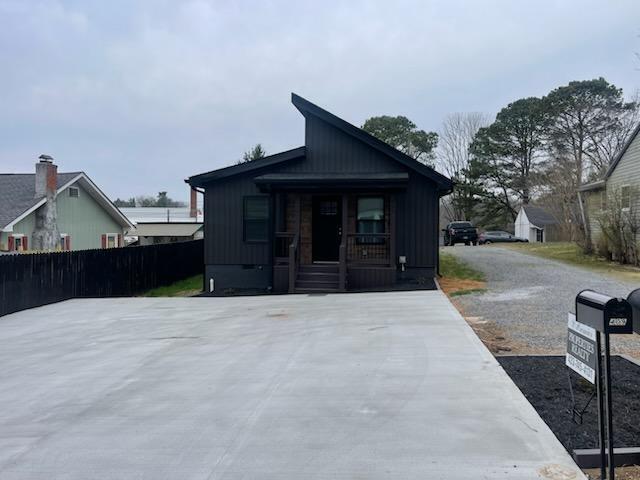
[579,121,640,191]
[187,94,453,192]
[130,222,203,237]
[521,205,558,227]
[0,172,133,231]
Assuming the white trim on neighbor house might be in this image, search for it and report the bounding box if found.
[105,233,119,249]
[1,173,133,232]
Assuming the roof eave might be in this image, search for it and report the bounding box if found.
[187,146,306,187]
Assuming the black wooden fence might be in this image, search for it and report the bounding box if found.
[0,239,203,317]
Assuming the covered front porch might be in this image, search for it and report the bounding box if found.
[259,174,404,293]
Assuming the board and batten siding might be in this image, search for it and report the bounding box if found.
[277,115,407,174]
[203,173,271,266]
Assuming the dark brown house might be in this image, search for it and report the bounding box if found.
[187,94,453,294]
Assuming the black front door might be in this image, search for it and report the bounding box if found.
[312,196,342,262]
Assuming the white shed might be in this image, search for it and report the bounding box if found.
[514,205,559,243]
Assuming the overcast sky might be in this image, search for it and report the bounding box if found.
[1,0,639,202]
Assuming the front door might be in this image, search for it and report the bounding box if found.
[312,196,342,262]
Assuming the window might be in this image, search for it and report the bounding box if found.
[244,196,269,242]
[103,233,118,249]
[536,229,544,243]
[600,191,607,211]
[621,185,631,210]
[60,234,71,251]
[68,187,79,198]
[357,197,384,244]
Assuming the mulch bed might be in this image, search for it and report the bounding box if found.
[498,355,640,453]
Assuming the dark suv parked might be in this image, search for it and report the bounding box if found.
[443,221,478,246]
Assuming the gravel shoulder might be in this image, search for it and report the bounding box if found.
[443,245,640,357]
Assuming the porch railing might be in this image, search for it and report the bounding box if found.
[288,234,299,293]
[274,232,295,262]
[346,233,391,265]
[274,232,299,293]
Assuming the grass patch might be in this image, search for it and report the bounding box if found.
[498,242,640,283]
[142,274,203,297]
[439,251,486,296]
[449,288,488,297]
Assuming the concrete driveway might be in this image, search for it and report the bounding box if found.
[0,292,582,479]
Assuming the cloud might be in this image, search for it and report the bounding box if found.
[0,0,638,200]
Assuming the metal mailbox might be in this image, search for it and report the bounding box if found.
[575,289,633,334]
[626,288,640,335]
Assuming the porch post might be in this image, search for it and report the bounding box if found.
[339,194,348,291]
[390,194,396,268]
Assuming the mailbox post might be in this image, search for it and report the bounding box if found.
[572,290,633,480]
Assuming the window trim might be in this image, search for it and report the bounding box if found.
[243,195,270,244]
[68,186,80,198]
[356,196,386,245]
[105,233,118,249]
[621,185,631,211]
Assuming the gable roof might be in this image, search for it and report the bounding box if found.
[521,205,558,227]
[291,93,453,191]
[187,94,454,192]
[579,121,640,192]
[603,121,640,180]
[187,147,306,187]
[0,171,133,231]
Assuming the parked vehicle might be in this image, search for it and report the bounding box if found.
[478,231,528,245]
[443,221,478,246]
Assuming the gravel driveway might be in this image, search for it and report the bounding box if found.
[444,245,640,355]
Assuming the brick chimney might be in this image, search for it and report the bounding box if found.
[190,187,198,219]
[32,154,60,250]
[35,154,57,198]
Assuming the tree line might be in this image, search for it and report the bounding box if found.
[239,79,638,251]
[114,191,186,208]
[362,78,639,250]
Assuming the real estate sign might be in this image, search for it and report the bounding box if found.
[566,313,597,384]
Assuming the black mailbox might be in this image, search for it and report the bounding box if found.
[575,289,633,334]
[626,288,640,335]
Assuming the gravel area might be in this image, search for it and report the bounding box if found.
[444,245,640,355]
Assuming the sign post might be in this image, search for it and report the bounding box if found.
[570,290,634,480]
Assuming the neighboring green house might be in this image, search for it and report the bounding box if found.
[579,122,640,249]
[0,157,132,252]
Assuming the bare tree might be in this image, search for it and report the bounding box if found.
[437,112,489,221]
[586,90,640,178]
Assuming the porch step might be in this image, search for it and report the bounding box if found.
[296,280,339,289]
[298,264,339,274]
[296,272,339,282]
[295,288,341,294]
[295,264,340,292]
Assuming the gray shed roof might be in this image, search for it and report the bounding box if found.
[0,172,81,230]
[522,205,558,227]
